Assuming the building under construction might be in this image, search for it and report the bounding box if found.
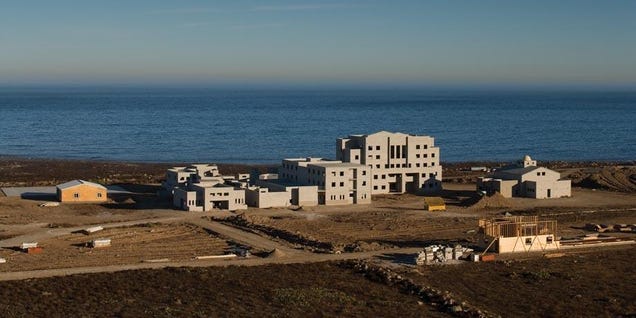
[479,216,560,253]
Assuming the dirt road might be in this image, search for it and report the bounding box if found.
[0,212,421,281]
[0,244,421,281]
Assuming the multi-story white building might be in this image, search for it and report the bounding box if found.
[336,131,442,194]
[278,157,371,205]
[163,164,247,211]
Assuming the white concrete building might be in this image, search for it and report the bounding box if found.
[246,180,319,208]
[336,131,442,194]
[278,158,371,205]
[477,155,571,199]
[164,164,247,211]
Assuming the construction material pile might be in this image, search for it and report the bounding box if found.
[415,244,474,265]
[471,192,514,210]
[585,223,636,233]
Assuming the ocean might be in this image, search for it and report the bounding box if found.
[0,88,634,164]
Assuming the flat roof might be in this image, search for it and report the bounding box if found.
[308,162,366,168]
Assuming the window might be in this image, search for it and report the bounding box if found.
[373,175,378,179]
[381,175,386,179]
[416,154,420,158]
[381,185,386,189]
[432,153,436,158]
[525,238,532,245]
[416,145,420,149]
[340,182,344,187]
[355,155,359,160]
[542,172,546,176]
[362,170,366,175]
[373,186,378,190]
[362,181,366,186]
[331,182,336,187]
[73,193,79,198]
[423,154,428,158]
[390,164,394,168]
[340,171,344,176]
[376,146,380,150]
[332,171,336,176]
[368,146,373,151]
[416,163,420,167]
[376,164,380,168]
[546,236,553,244]
[97,193,102,198]
[537,172,541,176]
[432,162,435,166]
[424,145,428,149]
[423,163,428,167]
[375,155,380,159]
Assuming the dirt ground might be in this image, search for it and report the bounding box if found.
[0,158,635,317]
[444,161,636,193]
[0,196,180,240]
[0,157,269,187]
[400,245,636,317]
[0,223,230,272]
[225,184,636,252]
[0,262,448,318]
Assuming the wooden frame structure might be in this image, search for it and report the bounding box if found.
[479,216,559,253]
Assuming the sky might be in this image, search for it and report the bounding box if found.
[1,0,635,89]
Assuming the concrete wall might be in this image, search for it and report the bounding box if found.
[498,235,560,253]
[173,188,203,212]
[279,158,370,206]
[195,184,247,211]
[477,178,517,198]
[337,131,442,195]
[245,187,291,208]
[57,184,107,203]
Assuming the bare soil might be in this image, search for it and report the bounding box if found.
[0,223,230,272]
[0,262,449,318]
[224,185,636,252]
[0,157,270,187]
[401,245,636,317]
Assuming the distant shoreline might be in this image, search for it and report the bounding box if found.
[1,154,632,167]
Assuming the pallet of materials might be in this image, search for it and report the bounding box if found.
[90,238,111,248]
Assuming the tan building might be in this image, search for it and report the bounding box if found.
[278,158,371,205]
[336,131,442,194]
[56,180,107,203]
[477,155,571,199]
[165,164,247,211]
[479,216,560,253]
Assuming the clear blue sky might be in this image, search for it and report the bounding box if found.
[1,0,635,89]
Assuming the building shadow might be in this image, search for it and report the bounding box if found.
[375,252,417,265]
[20,192,57,201]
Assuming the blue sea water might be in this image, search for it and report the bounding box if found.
[0,88,634,164]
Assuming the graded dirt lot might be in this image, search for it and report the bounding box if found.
[400,245,636,317]
[0,223,230,272]
[0,262,448,318]
[0,158,635,317]
[0,196,180,241]
[224,185,636,252]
